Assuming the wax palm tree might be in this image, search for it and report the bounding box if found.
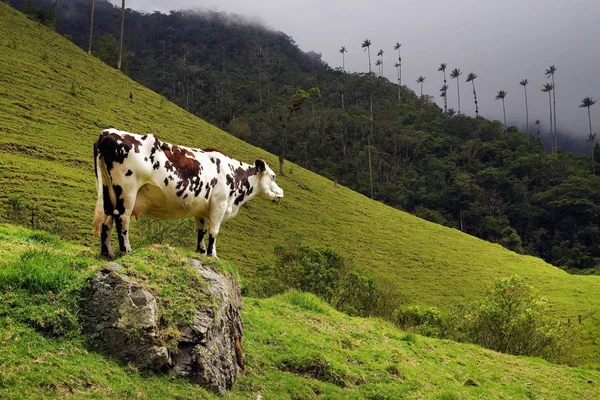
[580,97,597,173]
[545,65,558,152]
[375,59,382,76]
[339,46,347,72]
[450,68,462,114]
[534,119,541,136]
[519,79,530,136]
[361,39,372,74]
[465,72,478,116]
[88,0,95,54]
[361,38,374,198]
[117,0,125,71]
[495,90,507,131]
[416,76,425,97]
[377,49,384,74]
[438,63,448,113]
[394,42,401,100]
[393,62,401,99]
[541,83,554,153]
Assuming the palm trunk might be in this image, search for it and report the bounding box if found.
[524,86,529,136]
[502,99,507,132]
[456,79,461,114]
[589,107,595,175]
[396,66,400,100]
[551,76,557,153]
[420,82,423,98]
[548,91,553,152]
[342,53,345,72]
[471,81,478,116]
[443,71,448,113]
[367,48,372,74]
[88,0,95,54]
[368,92,374,199]
[117,0,125,71]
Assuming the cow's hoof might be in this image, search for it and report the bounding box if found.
[101,252,116,261]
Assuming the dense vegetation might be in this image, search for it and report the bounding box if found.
[2,1,600,366]
[3,224,600,399]
[16,0,600,272]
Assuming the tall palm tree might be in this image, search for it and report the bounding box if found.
[117,0,125,71]
[377,49,384,74]
[580,97,597,173]
[450,68,462,114]
[361,39,372,74]
[394,42,402,100]
[375,59,382,76]
[534,119,541,136]
[545,65,558,152]
[465,72,478,116]
[88,0,95,54]
[416,76,425,98]
[541,83,554,153]
[361,38,374,198]
[495,90,507,131]
[519,79,530,136]
[339,46,347,72]
[438,63,448,113]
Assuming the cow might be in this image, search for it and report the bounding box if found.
[92,128,284,259]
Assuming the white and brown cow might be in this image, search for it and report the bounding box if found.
[92,128,283,259]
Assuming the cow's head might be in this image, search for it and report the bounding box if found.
[255,159,284,201]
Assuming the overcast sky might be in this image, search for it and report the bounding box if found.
[109,0,599,142]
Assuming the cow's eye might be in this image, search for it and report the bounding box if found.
[272,175,276,181]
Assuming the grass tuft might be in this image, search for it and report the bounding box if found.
[0,249,82,293]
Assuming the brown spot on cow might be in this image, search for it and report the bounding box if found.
[161,143,201,197]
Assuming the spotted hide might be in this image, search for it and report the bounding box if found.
[92,128,284,259]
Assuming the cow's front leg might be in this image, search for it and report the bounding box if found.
[195,217,207,254]
[100,215,115,259]
[207,209,226,258]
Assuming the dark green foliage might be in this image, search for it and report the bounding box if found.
[23,0,56,28]
[254,240,402,318]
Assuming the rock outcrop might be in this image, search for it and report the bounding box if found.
[81,260,244,394]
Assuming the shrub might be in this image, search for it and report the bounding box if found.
[466,275,571,361]
[254,240,404,319]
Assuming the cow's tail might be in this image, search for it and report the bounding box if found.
[92,141,116,235]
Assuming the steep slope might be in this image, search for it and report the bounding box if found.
[1,224,599,399]
[1,2,600,364]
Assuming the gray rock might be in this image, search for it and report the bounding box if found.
[81,259,244,394]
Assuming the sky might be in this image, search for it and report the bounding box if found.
[108,0,600,143]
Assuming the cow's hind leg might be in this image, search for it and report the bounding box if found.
[113,184,135,254]
[100,215,115,259]
[195,217,207,254]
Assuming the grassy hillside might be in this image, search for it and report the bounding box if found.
[1,2,600,364]
[1,224,599,399]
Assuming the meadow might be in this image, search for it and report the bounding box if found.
[0,0,600,372]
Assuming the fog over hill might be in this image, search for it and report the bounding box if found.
[108,0,600,152]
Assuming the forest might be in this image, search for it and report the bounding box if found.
[13,0,600,272]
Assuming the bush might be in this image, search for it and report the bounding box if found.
[466,276,570,361]
[254,240,404,319]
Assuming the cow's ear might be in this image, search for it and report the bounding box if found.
[255,159,266,172]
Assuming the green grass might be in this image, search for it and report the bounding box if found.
[1,225,600,399]
[1,2,600,365]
